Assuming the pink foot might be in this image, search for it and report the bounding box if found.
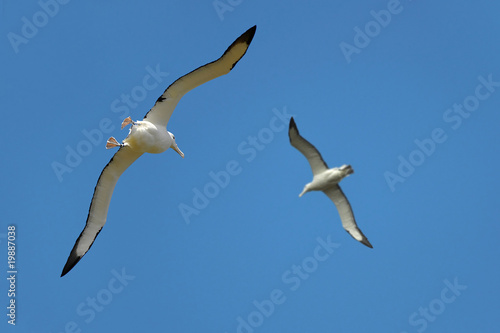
[121,117,133,129]
[106,137,121,149]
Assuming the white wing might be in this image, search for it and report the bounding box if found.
[61,146,143,276]
[323,185,373,248]
[288,117,328,175]
[143,26,256,128]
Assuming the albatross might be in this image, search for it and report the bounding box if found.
[61,26,257,277]
[288,117,373,248]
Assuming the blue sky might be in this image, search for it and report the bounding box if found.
[2,0,500,332]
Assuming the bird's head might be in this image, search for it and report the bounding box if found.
[339,164,353,176]
[299,183,311,197]
[168,131,184,158]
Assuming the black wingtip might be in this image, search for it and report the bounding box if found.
[241,25,257,45]
[361,238,373,249]
[61,253,83,277]
[226,25,257,71]
[231,25,257,49]
[289,116,296,130]
[288,117,299,138]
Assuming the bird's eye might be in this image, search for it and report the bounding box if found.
[172,135,175,139]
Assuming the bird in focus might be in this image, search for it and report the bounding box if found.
[61,26,257,277]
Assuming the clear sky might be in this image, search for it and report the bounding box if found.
[2,0,500,332]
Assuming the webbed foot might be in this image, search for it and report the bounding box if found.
[106,137,122,149]
[121,117,134,129]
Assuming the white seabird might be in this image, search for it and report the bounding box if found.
[61,26,257,277]
[288,117,373,248]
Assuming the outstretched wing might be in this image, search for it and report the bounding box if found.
[143,26,256,128]
[288,117,329,175]
[61,146,143,277]
[323,185,373,248]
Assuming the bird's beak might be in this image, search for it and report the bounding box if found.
[172,144,184,158]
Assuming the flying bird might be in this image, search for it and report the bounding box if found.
[61,26,257,277]
[288,117,373,248]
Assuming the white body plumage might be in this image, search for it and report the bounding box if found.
[123,120,177,155]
